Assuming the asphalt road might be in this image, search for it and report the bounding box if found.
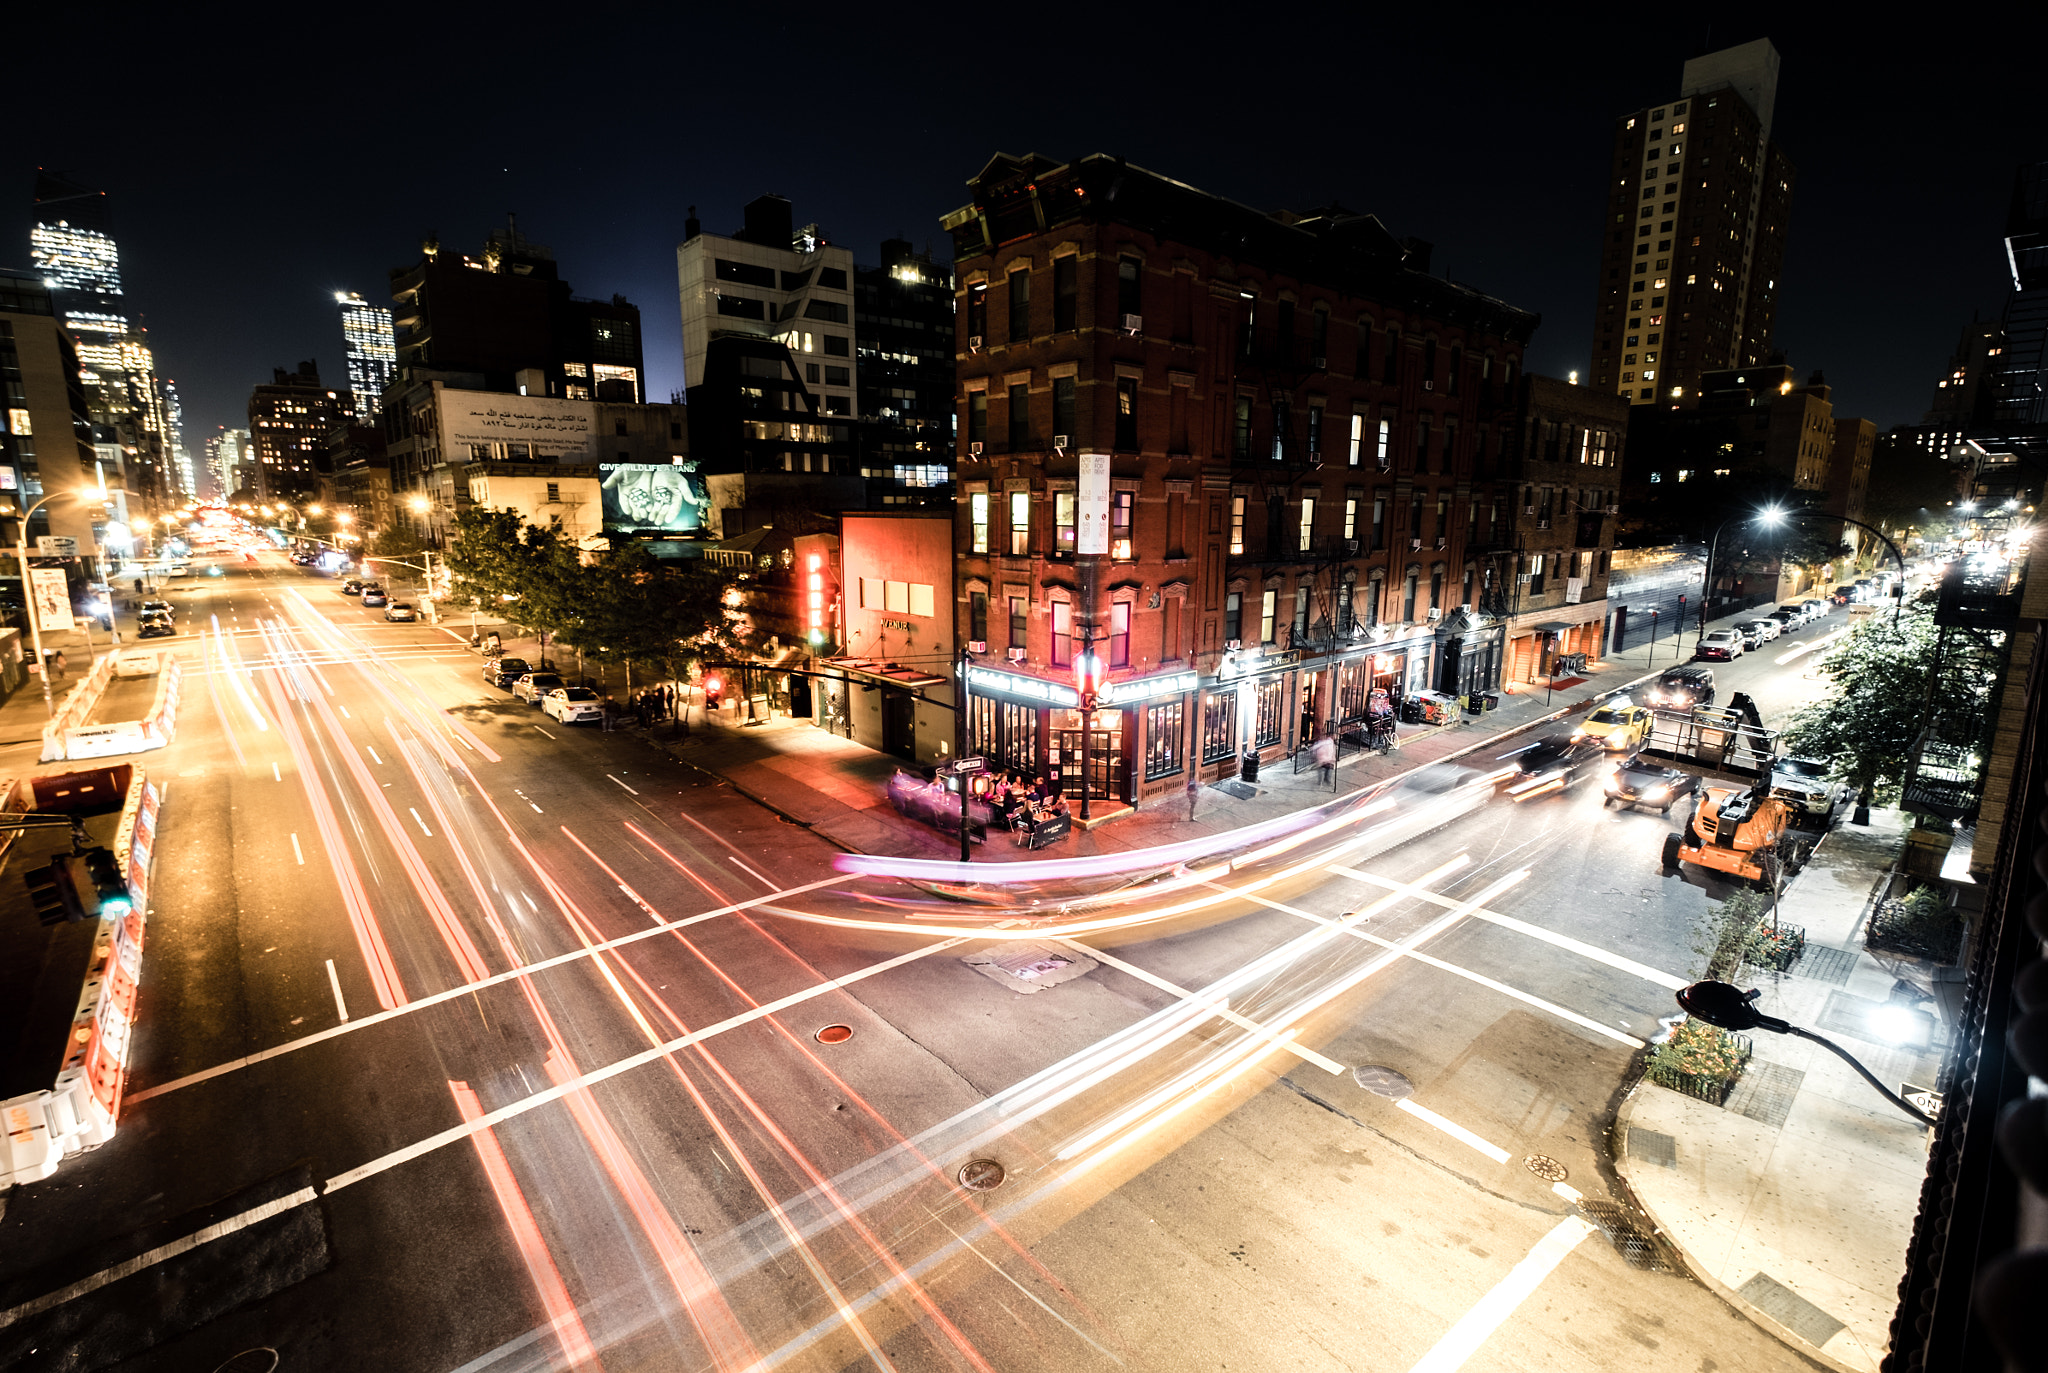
[0,553,1845,1373]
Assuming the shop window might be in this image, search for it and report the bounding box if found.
[1254,677,1285,747]
[1202,692,1238,762]
[1145,701,1184,779]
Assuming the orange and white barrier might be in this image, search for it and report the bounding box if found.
[40,651,182,761]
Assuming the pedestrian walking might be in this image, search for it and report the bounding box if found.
[601,695,619,731]
[1312,734,1337,787]
[1185,771,1200,822]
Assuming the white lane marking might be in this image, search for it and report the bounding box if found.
[1328,866,1688,991]
[0,1185,320,1331]
[606,773,639,795]
[326,959,349,1022]
[339,705,351,718]
[535,727,555,739]
[271,762,281,781]
[127,872,860,1102]
[1396,1099,1511,1164]
[366,746,382,765]
[290,833,304,865]
[1551,1181,1582,1203]
[1777,626,1847,664]
[729,855,779,891]
[1406,1216,1598,1373]
[408,807,433,837]
[529,802,543,813]
[1058,937,1346,1075]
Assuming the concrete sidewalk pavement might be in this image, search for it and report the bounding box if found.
[1616,808,1936,1373]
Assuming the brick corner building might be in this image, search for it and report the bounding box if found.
[941,152,1542,812]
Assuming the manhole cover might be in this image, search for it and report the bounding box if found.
[957,1159,1006,1191]
[1351,1065,1414,1099]
[815,1024,853,1044]
[1524,1155,1569,1182]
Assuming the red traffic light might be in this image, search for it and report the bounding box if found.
[704,675,723,696]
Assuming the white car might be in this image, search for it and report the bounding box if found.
[541,687,603,724]
[1696,629,1745,661]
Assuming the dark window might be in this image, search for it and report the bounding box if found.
[806,363,820,384]
[1372,495,1386,550]
[779,269,812,290]
[1145,701,1184,779]
[614,419,628,436]
[1415,416,1430,468]
[968,392,987,447]
[824,366,849,387]
[1053,376,1076,441]
[1423,337,1438,387]
[823,335,849,356]
[669,422,682,440]
[1008,595,1027,649]
[1054,256,1078,331]
[1311,306,1329,363]
[817,267,848,290]
[967,284,987,342]
[1008,270,1030,343]
[716,295,766,320]
[804,300,848,323]
[1115,378,1138,450]
[1430,571,1443,615]
[1224,591,1243,644]
[1403,571,1419,621]
[1117,259,1142,319]
[1007,383,1030,450]
[968,591,989,646]
[1307,406,1324,458]
[1448,345,1462,395]
[1275,299,1295,361]
[1254,677,1284,747]
[1384,326,1401,383]
[716,259,777,287]
[1202,691,1238,762]
[1271,401,1290,461]
[1233,396,1252,459]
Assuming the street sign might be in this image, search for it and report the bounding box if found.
[35,536,78,557]
[942,756,987,775]
[1901,1082,1943,1119]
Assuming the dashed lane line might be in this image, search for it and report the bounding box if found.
[1406,1215,1598,1373]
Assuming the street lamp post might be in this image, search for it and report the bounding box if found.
[958,640,986,863]
[1074,633,1106,823]
[1676,980,1937,1126]
[5,489,102,718]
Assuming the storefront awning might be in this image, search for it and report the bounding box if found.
[1532,621,1577,636]
[821,656,947,689]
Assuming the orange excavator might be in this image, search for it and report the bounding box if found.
[1661,769,1809,889]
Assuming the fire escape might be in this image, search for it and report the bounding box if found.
[1901,560,2025,821]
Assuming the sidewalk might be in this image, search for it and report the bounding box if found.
[1616,809,1935,1373]
[484,604,1761,864]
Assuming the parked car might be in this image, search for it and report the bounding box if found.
[483,656,532,688]
[136,612,176,639]
[1768,755,1847,827]
[1775,602,1812,626]
[360,587,389,607]
[1732,620,1770,649]
[383,601,417,622]
[341,578,365,596]
[512,671,564,703]
[1832,583,1860,604]
[138,599,174,620]
[1696,629,1745,661]
[1574,700,1655,751]
[542,686,604,724]
[1646,665,1716,711]
[1766,610,1801,634]
[1800,598,1828,620]
[1503,733,1609,799]
[1604,759,1702,814]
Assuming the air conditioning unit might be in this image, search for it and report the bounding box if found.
[1120,313,1143,335]
[1342,538,1360,555]
[1461,603,1474,613]
[1524,505,1536,515]
[1053,434,1069,452]
[1518,572,1534,582]
[1410,538,1423,551]
[1423,380,1435,391]
[1377,459,1391,472]
[1311,355,1327,370]
[969,441,984,455]
[1606,504,1621,514]
[968,335,983,353]
[1537,519,1552,530]
[1006,647,1028,663]
[1435,536,1447,550]
[1225,638,1241,650]
[967,640,988,655]
[1427,608,1442,622]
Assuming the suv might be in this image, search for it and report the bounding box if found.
[1732,620,1772,649]
[1769,755,1846,827]
[1800,598,1828,620]
[1647,665,1716,711]
[1696,629,1745,661]
[483,656,532,688]
[512,671,564,703]
[1832,584,1859,603]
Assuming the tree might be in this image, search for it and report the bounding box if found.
[367,523,429,560]
[442,507,587,664]
[1779,595,1992,808]
[569,541,733,696]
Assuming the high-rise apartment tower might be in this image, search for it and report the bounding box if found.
[337,291,396,421]
[1589,39,1796,407]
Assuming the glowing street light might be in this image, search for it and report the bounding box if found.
[1677,980,1935,1125]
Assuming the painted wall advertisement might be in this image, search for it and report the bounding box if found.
[437,389,595,460]
[29,567,71,635]
[600,464,710,533]
[1076,453,1111,556]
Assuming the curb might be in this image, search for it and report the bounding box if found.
[1612,1084,1866,1373]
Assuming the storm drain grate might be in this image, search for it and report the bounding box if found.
[1725,1062,1805,1131]
[1579,1199,1670,1272]
[1793,944,1858,986]
[1627,1127,1678,1168]
[1737,1272,1847,1348]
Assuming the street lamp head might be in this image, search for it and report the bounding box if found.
[1676,980,1790,1034]
[408,495,431,514]
[1756,506,1786,527]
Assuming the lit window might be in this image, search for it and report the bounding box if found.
[1229,495,1245,555]
[1643,369,1656,380]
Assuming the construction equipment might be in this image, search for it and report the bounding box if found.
[1661,771,1811,888]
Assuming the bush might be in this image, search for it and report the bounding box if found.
[1645,1019,1752,1103]
[1743,921,1807,971]
[1868,884,1963,963]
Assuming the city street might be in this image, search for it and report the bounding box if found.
[0,552,1844,1373]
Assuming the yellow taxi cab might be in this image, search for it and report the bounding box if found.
[1573,699,1654,751]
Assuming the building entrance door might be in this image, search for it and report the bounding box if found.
[882,692,916,759]
[1057,730,1121,801]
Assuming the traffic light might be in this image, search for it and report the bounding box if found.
[704,674,723,711]
[23,848,129,926]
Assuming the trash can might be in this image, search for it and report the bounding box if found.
[1399,697,1426,724]
[1240,749,1261,783]
[1483,692,1500,712]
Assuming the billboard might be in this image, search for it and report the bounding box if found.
[1076,453,1111,555]
[29,567,72,635]
[600,464,710,533]
[438,389,595,461]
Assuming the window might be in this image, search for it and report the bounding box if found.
[1145,701,1184,779]
[1109,601,1130,667]
[1009,489,1030,554]
[1348,412,1364,466]
[817,267,848,290]
[1271,400,1290,461]
[1310,305,1329,363]
[1254,677,1284,747]
[1442,420,1456,471]
[969,697,1036,773]
[967,283,987,340]
[970,591,987,645]
[806,363,822,384]
[1260,589,1277,644]
[1111,491,1133,558]
[1448,345,1461,395]
[1233,396,1252,459]
[1007,269,1030,342]
[1053,256,1077,332]
[823,334,849,356]
[716,295,766,320]
[1115,378,1138,450]
[545,482,560,503]
[1202,691,1238,762]
[1371,495,1386,550]
[968,392,987,448]
[970,492,989,552]
[1429,571,1443,615]
[1344,497,1358,540]
[824,365,849,387]
[1403,569,1419,622]
[804,300,848,324]
[1229,495,1245,555]
[1052,376,1076,441]
[1422,337,1437,387]
[1008,383,1030,450]
[1008,595,1027,650]
[1384,326,1401,383]
[1117,259,1142,319]
[1293,585,1309,642]
[1051,599,1072,666]
[1224,591,1242,644]
[1055,492,1076,553]
[1298,497,1315,553]
[1415,416,1430,467]
[1377,418,1391,465]
[1306,405,1323,459]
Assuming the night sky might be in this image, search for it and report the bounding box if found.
[8,9,2043,453]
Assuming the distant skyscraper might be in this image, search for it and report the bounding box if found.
[205,427,249,499]
[1992,161,2048,427]
[1588,39,1796,407]
[336,291,396,420]
[161,378,195,497]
